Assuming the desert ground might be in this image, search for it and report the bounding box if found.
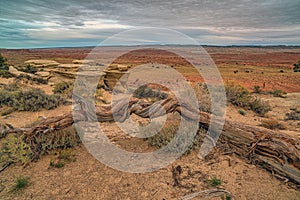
[0,46,299,200]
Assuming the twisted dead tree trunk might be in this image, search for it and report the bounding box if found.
[5,97,299,184]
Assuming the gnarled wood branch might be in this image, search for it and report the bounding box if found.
[3,97,299,184]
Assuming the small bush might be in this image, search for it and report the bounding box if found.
[253,85,262,93]
[272,89,287,98]
[293,61,300,72]
[133,85,168,100]
[53,81,73,98]
[206,176,222,187]
[49,149,76,168]
[11,176,29,192]
[15,74,48,84]
[0,134,32,166]
[225,82,252,107]
[286,109,300,120]
[32,125,80,157]
[260,119,285,130]
[267,89,287,98]
[0,54,8,70]
[249,98,271,116]
[19,64,37,74]
[238,109,246,116]
[279,70,284,73]
[0,70,15,78]
[226,82,271,116]
[233,70,238,74]
[0,87,65,111]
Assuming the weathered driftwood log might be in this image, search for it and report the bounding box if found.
[4,97,298,184]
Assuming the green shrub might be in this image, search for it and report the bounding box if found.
[238,109,246,116]
[19,64,37,74]
[49,149,76,168]
[226,82,271,116]
[193,83,212,113]
[32,125,80,156]
[15,74,48,84]
[11,176,30,191]
[0,70,14,78]
[225,82,252,107]
[272,89,287,98]
[206,176,222,187]
[0,54,8,70]
[293,61,300,72]
[53,81,73,98]
[0,87,65,111]
[0,134,32,166]
[253,85,262,93]
[249,98,271,116]
[146,122,203,155]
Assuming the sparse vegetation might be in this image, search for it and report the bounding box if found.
[222,195,232,200]
[0,85,65,111]
[32,125,80,157]
[53,81,73,98]
[11,176,30,192]
[260,119,285,130]
[15,73,48,84]
[0,134,32,167]
[253,85,262,93]
[0,70,15,78]
[225,82,253,107]
[238,109,246,116]
[293,61,300,72]
[0,54,8,70]
[146,122,204,155]
[225,82,271,116]
[266,89,287,98]
[250,98,271,116]
[18,64,37,74]
[133,85,168,100]
[49,149,76,168]
[285,108,300,121]
[193,83,212,113]
[206,176,222,187]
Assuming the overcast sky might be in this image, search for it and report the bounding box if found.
[1,0,300,48]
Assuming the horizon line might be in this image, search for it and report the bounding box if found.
[1,44,300,50]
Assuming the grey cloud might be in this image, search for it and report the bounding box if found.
[0,0,299,48]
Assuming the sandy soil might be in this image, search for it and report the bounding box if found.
[0,47,300,199]
[1,143,299,200]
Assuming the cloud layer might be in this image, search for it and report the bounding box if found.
[0,0,299,48]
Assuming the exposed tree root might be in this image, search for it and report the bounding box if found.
[1,97,299,184]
